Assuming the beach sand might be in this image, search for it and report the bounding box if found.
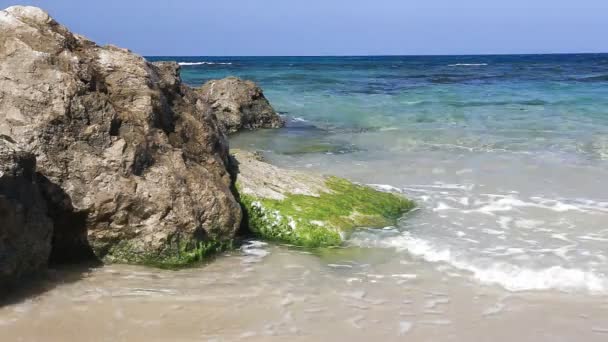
[2,243,607,341]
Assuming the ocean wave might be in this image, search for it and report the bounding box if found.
[394,183,608,214]
[349,232,608,293]
[178,61,233,66]
[290,117,309,123]
[448,99,547,107]
[574,74,608,82]
[448,63,488,67]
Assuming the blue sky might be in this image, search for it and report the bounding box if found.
[2,0,607,56]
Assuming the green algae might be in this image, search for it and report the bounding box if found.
[96,238,232,269]
[239,176,414,248]
[279,142,360,156]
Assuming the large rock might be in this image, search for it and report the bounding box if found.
[0,136,53,285]
[0,6,241,266]
[231,150,414,247]
[198,77,284,134]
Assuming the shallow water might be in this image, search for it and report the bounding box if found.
[3,55,608,340]
[2,244,608,341]
[220,54,608,294]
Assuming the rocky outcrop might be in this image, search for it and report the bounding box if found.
[231,150,414,247]
[0,6,241,266]
[0,136,53,285]
[198,77,284,134]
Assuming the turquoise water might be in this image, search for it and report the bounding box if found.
[150,55,608,159]
[149,55,608,293]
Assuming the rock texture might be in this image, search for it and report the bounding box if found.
[231,150,414,247]
[0,6,241,265]
[0,136,53,285]
[198,77,284,134]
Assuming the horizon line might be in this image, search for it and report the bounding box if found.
[144,51,608,58]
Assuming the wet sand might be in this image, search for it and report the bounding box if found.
[2,242,607,341]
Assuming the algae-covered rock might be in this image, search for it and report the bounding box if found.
[231,150,414,247]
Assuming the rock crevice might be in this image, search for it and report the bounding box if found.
[0,136,53,286]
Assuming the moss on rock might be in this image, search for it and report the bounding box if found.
[238,176,414,248]
[94,238,232,269]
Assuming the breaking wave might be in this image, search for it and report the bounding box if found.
[350,231,608,294]
[448,63,488,67]
[178,61,233,66]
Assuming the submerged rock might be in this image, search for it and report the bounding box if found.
[0,6,241,266]
[0,136,53,285]
[231,150,414,247]
[198,77,285,134]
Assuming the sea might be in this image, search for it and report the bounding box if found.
[3,54,608,340]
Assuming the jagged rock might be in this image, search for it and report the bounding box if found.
[231,150,414,247]
[0,6,241,266]
[0,136,53,285]
[198,77,284,134]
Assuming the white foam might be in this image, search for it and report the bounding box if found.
[592,327,608,334]
[240,240,270,260]
[482,302,506,316]
[178,61,232,66]
[399,321,413,335]
[448,63,488,67]
[368,183,403,193]
[350,232,608,293]
[463,195,599,215]
[419,319,452,325]
[433,202,454,211]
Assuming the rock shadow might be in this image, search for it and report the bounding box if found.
[35,174,99,265]
[1,174,101,306]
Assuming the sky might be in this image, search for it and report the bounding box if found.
[1,0,607,56]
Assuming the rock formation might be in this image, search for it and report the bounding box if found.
[198,77,284,134]
[231,150,414,247]
[0,6,413,276]
[0,6,241,266]
[0,136,53,285]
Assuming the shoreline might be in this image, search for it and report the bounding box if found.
[2,242,608,341]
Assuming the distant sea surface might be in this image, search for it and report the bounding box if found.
[148,54,608,293]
